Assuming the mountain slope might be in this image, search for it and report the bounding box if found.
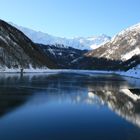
[0,19,56,70]
[87,23,140,61]
[71,23,140,72]
[10,22,111,50]
[37,43,87,68]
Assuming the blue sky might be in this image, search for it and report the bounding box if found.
[0,0,140,37]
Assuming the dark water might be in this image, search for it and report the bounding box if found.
[0,72,140,140]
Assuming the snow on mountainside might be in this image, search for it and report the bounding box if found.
[0,19,57,71]
[9,22,111,50]
[87,22,140,61]
[37,44,87,69]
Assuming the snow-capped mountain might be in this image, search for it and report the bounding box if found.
[9,22,111,50]
[72,22,140,72]
[87,23,140,61]
[1,20,140,78]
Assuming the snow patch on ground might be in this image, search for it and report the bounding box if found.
[0,65,140,79]
[0,65,49,73]
[115,65,140,79]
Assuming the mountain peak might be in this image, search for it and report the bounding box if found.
[86,22,140,63]
[9,22,111,50]
[126,22,140,31]
[116,22,140,37]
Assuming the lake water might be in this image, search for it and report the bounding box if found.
[0,72,140,140]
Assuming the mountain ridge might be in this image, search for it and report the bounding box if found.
[0,19,140,78]
[86,22,140,61]
[9,22,111,50]
[0,19,57,71]
[70,22,140,78]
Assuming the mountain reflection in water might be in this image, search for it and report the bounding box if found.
[0,73,140,140]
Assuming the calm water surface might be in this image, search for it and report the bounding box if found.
[0,72,140,140]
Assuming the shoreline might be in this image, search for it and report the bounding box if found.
[0,68,140,79]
